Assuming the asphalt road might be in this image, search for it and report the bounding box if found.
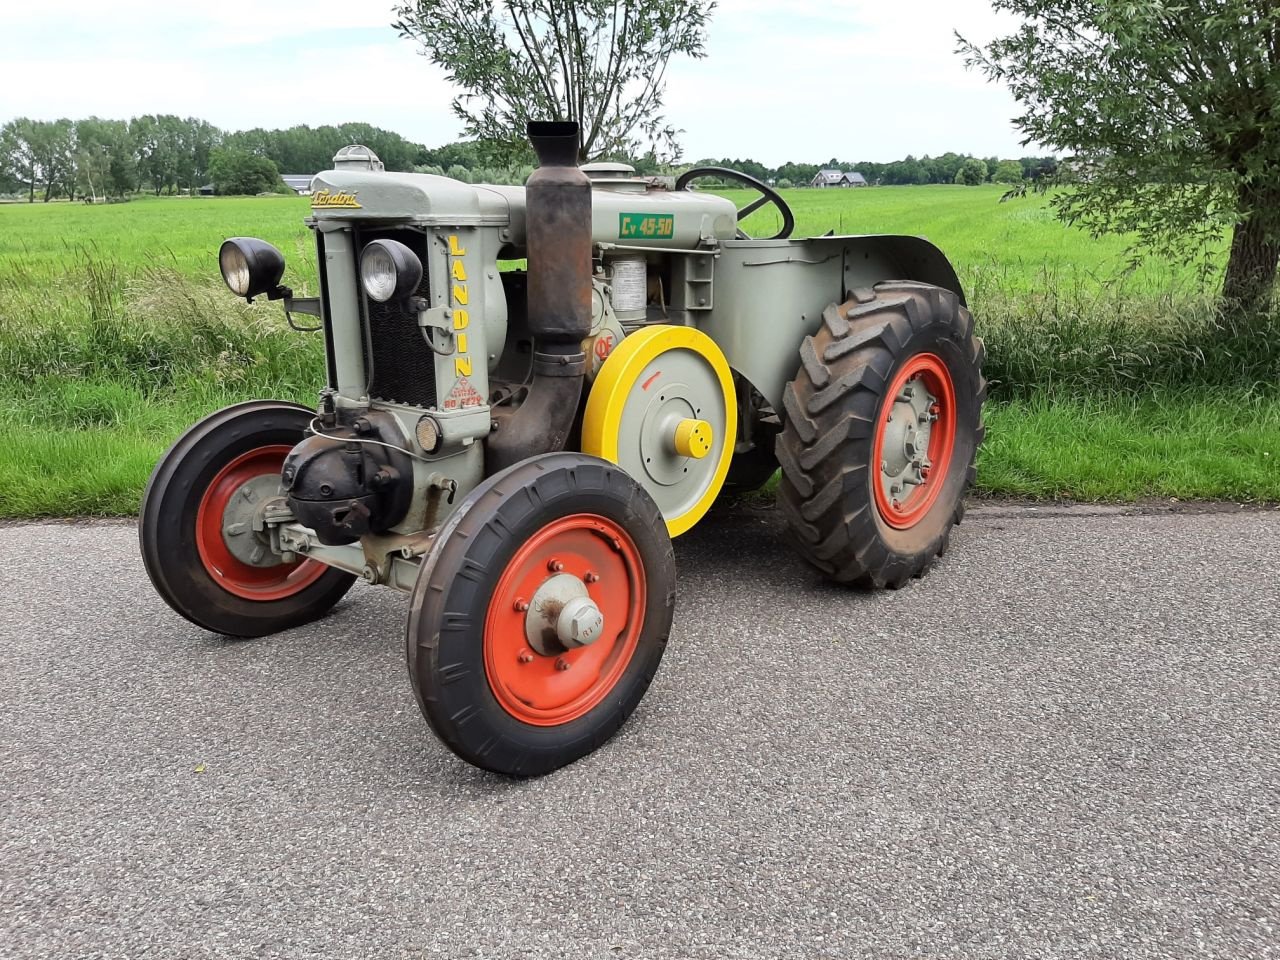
[1,503,1277,959]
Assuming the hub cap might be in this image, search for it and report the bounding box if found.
[484,514,645,726]
[872,354,957,529]
[194,446,327,601]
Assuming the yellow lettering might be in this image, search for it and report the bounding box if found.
[452,308,469,330]
[448,235,466,256]
[454,357,473,377]
[451,258,468,282]
[452,284,469,305]
[457,333,468,354]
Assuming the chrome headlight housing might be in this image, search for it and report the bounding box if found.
[219,238,286,300]
[360,239,423,303]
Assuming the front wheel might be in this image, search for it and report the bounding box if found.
[406,452,676,776]
[139,401,356,637]
[776,282,986,587]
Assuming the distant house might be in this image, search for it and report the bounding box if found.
[810,168,868,188]
[281,175,315,196]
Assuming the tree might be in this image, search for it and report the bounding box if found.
[954,158,988,186]
[74,117,136,200]
[960,1,1280,314]
[882,157,929,185]
[25,119,75,201]
[208,147,282,195]
[992,159,1024,185]
[392,0,716,163]
[1020,156,1058,181]
[1,119,39,201]
[926,152,967,184]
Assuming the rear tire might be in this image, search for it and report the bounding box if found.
[139,401,356,637]
[776,282,985,587]
[406,452,676,776]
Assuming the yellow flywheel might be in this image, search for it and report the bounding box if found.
[583,325,737,537]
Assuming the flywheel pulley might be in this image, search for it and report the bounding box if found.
[582,325,737,537]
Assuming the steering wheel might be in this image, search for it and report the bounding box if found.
[674,166,795,240]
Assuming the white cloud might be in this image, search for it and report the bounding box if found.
[0,0,1038,162]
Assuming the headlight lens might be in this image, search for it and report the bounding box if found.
[218,238,286,300]
[219,243,251,296]
[360,239,424,303]
[361,244,399,302]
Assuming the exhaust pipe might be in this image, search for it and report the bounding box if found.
[486,121,593,474]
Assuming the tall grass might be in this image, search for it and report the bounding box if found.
[0,256,324,404]
[0,191,1276,516]
[976,277,1280,399]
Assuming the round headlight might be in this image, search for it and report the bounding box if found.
[218,238,286,300]
[360,239,423,303]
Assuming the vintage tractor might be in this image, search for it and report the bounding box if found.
[140,122,985,776]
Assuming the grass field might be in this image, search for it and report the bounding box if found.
[0,186,1276,517]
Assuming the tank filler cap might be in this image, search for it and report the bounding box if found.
[332,144,385,172]
[581,161,636,179]
[580,160,647,193]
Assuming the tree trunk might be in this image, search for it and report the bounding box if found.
[1222,193,1280,318]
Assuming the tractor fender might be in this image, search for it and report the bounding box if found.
[703,234,967,413]
[822,233,966,306]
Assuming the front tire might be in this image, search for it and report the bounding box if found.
[776,282,985,587]
[139,401,356,637]
[406,452,676,776]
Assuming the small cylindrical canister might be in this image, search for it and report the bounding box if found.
[606,255,647,320]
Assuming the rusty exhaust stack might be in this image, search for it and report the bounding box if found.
[486,121,593,474]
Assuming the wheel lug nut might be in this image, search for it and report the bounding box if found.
[583,571,599,583]
[514,598,529,612]
[555,657,571,671]
[547,558,564,572]
[518,650,534,663]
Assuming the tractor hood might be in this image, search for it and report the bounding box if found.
[307,169,511,226]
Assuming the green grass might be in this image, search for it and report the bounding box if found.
[728,184,1219,296]
[1,185,1213,293]
[0,194,319,286]
[0,188,1275,517]
[981,392,1280,500]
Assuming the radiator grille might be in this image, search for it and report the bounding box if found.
[356,228,436,408]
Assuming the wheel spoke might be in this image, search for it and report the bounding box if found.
[737,194,771,220]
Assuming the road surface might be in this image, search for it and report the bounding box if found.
[1,503,1277,959]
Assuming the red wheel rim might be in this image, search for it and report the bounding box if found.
[194,445,328,601]
[871,353,957,530]
[484,514,646,726]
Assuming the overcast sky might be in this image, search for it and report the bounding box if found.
[0,0,1033,165]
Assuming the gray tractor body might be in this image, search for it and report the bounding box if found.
[278,150,964,588]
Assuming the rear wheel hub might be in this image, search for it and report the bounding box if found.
[873,354,957,529]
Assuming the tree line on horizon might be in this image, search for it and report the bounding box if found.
[0,116,426,202]
[0,114,1057,202]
